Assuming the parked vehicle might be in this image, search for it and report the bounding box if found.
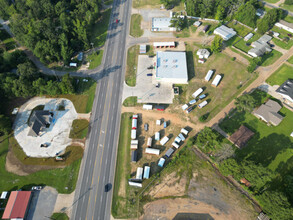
[147,66,153,69]
[189,99,196,105]
[186,106,193,114]
[155,83,160,88]
[163,121,167,128]
[199,94,206,100]
[31,186,42,191]
[115,19,119,24]
[147,73,153,76]
[144,123,148,131]
[178,133,186,141]
[105,183,112,192]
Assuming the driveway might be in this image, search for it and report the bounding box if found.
[27,187,58,220]
[123,55,174,104]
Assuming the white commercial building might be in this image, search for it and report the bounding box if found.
[152,17,176,31]
[155,51,188,84]
[213,25,236,41]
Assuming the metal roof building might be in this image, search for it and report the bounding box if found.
[2,191,31,219]
[213,25,236,41]
[276,79,293,102]
[152,17,176,31]
[156,51,188,84]
[248,34,272,57]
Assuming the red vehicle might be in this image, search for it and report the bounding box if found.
[116,19,119,24]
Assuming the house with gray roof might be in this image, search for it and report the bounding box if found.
[248,34,272,57]
[253,99,284,126]
[276,79,293,102]
[28,110,53,136]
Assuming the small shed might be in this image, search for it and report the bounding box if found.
[140,45,147,54]
[132,118,137,129]
[203,25,210,33]
[143,104,153,110]
[156,119,161,125]
[144,123,148,131]
[1,191,8,199]
[165,148,174,158]
[193,21,202,27]
[129,181,142,187]
[244,33,254,41]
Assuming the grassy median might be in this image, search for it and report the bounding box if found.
[130,14,143,37]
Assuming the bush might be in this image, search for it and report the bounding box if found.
[285,0,293,5]
[231,57,236,61]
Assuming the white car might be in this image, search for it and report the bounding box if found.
[31,186,43,191]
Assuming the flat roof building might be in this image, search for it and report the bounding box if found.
[156,51,188,84]
[276,79,293,102]
[152,17,176,32]
[2,191,31,219]
[213,25,236,41]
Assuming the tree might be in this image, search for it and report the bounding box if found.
[17,61,37,80]
[257,8,283,34]
[215,5,225,20]
[59,73,74,94]
[235,93,256,112]
[211,35,223,53]
[235,2,257,27]
[247,57,262,72]
[219,158,242,179]
[196,127,220,152]
[0,114,11,135]
[169,15,188,31]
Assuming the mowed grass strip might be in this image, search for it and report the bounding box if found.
[130,14,144,37]
[123,96,137,107]
[125,45,139,86]
[112,113,132,217]
[133,0,161,8]
[88,50,104,69]
[266,64,293,85]
[51,213,69,220]
[69,119,89,139]
[0,135,81,193]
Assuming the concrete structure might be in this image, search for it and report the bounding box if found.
[275,20,293,34]
[152,17,176,31]
[244,33,254,41]
[276,79,293,102]
[212,74,222,87]
[230,125,254,148]
[140,45,146,54]
[213,25,236,41]
[155,51,188,84]
[197,49,210,59]
[153,42,175,48]
[248,34,272,57]
[2,191,31,219]
[253,99,284,126]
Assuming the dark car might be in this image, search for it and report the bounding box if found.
[105,183,112,192]
[147,73,153,76]
[147,66,153,69]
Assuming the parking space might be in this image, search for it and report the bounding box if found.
[123,55,174,104]
[27,187,58,220]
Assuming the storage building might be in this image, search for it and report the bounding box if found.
[152,17,176,32]
[158,158,166,167]
[172,142,180,149]
[143,166,150,179]
[145,148,160,155]
[213,25,236,41]
[165,148,174,158]
[205,70,214,82]
[197,49,210,59]
[143,104,153,110]
[147,137,152,147]
[131,129,136,139]
[192,88,203,98]
[198,100,208,108]
[153,42,175,48]
[136,167,143,180]
[160,136,169,145]
[244,33,253,41]
[193,21,202,27]
[212,74,222,87]
[140,45,146,54]
[131,150,138,162]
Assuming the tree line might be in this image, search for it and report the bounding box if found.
[0,0,102,64]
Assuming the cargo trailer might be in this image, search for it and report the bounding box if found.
[160,136,169,146]
[147,137,152,147]
[132,119,137,129]
[181,128,189,135]
[155,132,160,141]
[189,99,197,105]
[165,148,174,158]
[198,100,208,108]
[172,142,180,149]
[131,150,138,162]
[178,133,185,141]
[143,166,150,179]
[130,144,138,150]
[143,104,153,110]
[158,158,165,167]
[175,136,181,143]
[192,88,203,98]
[145,148,160,155]
[131,129,136,139]
[131,140,138,145]
[128,181,142,187]
[205,70,214,82]
[136,167,143,180]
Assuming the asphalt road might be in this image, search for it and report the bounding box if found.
[71,0,132,219]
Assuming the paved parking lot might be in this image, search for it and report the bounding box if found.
[27,187,58,220]
[123,55,174,104]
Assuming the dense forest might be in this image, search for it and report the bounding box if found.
[0,0,102,64]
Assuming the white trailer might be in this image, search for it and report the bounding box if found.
[172,142,180,149]
[175,136,181,144]
[131,140,138,145]
[198,100,208,108]
[205,70,214,82]
[160,136,169,146]
[145,148,160,155]
[132,119,137,129]
[192,88,203,98]
[182,104,189,110]
[143,166,150,179]
[131,129,136,139]
[181,128,189,135]
[155,132,160,141]
[136,167,143,180]
[143,104,153,110]
[147,137,152,147]
[156,119,161,125]
[130,144,138,150]
[178,133,186,141]
[158,158,165,167]
[212,74,222,87]
[128,181,142,187]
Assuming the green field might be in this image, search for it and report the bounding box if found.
[174,44,256,122]
[133,0,161,8]
[0,135,81,193]
[288,55,293,64]
[130,14,144,37]
[284,15,293,23]
[90,8,111,47]
[122,96,138,107]
[69,119,89,139]
[266,64,293,85]
[264,0,280,3]
[272,26,292,39]
[88,50,103,69]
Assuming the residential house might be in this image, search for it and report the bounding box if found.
[276,79,293,102]
[28,110,53,136]
[196,49,210,59]
[248,34,272,57]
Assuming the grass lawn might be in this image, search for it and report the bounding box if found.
[266,64,293,85]
[87,50,103,69]
[226,22,252,37]
[130,14,144,37]
[271,26,292,39]
[225,35,242,47]
[264,0,280,3]
[132,0,161,8]
[123,96,138,107]
[280,3,293,12]
[69,119,89,139]
[272,38,293,50]
[174,43,255,122]
[284,15,293,23]
[52,78,97,113]
[90,8,111,47]
[0,135,81,193]
[51,213,69,220]
[288,55,293,64]
[234,39,252,53]
[174,28,190,38]
[260,50,282,66]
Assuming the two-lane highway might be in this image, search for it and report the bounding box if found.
[71,0,132,219]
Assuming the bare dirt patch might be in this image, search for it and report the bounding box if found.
[148,172,187,198]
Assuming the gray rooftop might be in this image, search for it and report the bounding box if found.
[156,51,188,81]
[248,34,272,56]
[28,110,52,137]
[276,79,293,100]
[152,17,172,29]
[279,20,293,29]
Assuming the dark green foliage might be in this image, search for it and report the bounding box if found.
[247,57,262,73]
[160,0,180,9]
[235,93,257,112]
[195,127,221,153]
[235,2,257,28]
[285,0,293,5]
[211,35,223,53]
[0,115,11,135]
[169,15,188,31]
[5,0,101,64]
[257,9,284,34]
